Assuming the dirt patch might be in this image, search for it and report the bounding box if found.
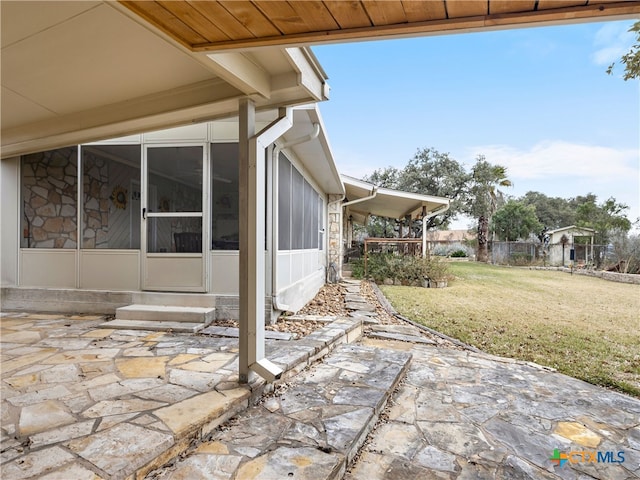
[216,283,347,338]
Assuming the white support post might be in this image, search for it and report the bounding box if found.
[421,206,427,258]
[238,98,257,384]
[239,99,292,383]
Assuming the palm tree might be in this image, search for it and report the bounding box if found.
[468,156,512,262]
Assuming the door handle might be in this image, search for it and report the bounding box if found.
[142,207,146,219]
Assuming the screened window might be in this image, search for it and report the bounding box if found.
[21,147,78,249]
[211,143,239,250]
[278,153,291,250]
[291,166,304,249]
[278,154,322,251]
[318,196,324,251]
[82,145,141,249]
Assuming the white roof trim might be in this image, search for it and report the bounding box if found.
[282,105,344,196]
[341,174,450,221]
[547,225,596,235]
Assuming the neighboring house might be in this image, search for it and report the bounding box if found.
[545,226,596,267]
[425,229,476,251]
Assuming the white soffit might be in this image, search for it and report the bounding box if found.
[1,2,215,129]
[1,2,329,157]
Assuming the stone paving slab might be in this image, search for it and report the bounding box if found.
[344,286,362,294]
[345,302,376,312]
[100,319,206,333]
[344,294,366,303]
[5,281,640,480]
[201,325,293,341]
[368,330,437,345]
[348,338,640,480]
[0,313,363,480]
[369,324,422,336]
[149,344,412,479]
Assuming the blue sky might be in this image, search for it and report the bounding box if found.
[312,19,639,231]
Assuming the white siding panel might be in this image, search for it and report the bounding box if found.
[276,253,291,293]
[1,158,19,286]
[145,256,203,290]
[85,134,142,145]
[144,124,208,142]
[20,250,76,288]
[211,252,239,294]
[80,250,139,290]
[291,250,305,284]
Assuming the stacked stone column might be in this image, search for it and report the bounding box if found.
[327,194,343,282]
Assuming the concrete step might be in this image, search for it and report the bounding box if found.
[99,318,207,333]
[115,304,216,324]
[131,292,217,308]
[152,343,412,479]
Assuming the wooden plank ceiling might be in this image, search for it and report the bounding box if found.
[120,0,640,52]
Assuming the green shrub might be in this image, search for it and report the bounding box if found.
[362,253,450,286]
[450,249,467,257]
[348,259,364,279]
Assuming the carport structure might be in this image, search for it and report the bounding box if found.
[341,175,450,260]
[2,0,639,383]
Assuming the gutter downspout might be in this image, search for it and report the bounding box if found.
[271,123,321,312]
[422,203,450,258]
[342,187,378,208]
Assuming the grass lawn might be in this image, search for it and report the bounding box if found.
[380,262,640,397]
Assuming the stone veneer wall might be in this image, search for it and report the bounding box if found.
[327,194,343,282]
[21,148,78,248]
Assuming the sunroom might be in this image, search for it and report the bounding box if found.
[2,105,343,320]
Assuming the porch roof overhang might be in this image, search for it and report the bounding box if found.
[547,225,597,238]
[341,175,450,224]
[3,1,638,159]
[0,1,329,158]
[118,1,640,52]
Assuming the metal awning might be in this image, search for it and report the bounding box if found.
[342,175,449,224]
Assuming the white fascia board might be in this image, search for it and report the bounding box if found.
[342,174,449,208]
[294,104,344,195]
[284,48,328,102]
[342,175,377,196]
[378,187,450,207]
[547,225,596,235]
[205,52,271,98]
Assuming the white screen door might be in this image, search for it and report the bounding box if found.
[142,144,207,291]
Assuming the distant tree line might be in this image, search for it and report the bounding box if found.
[361,147,635,263]
[360,30,640,267]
